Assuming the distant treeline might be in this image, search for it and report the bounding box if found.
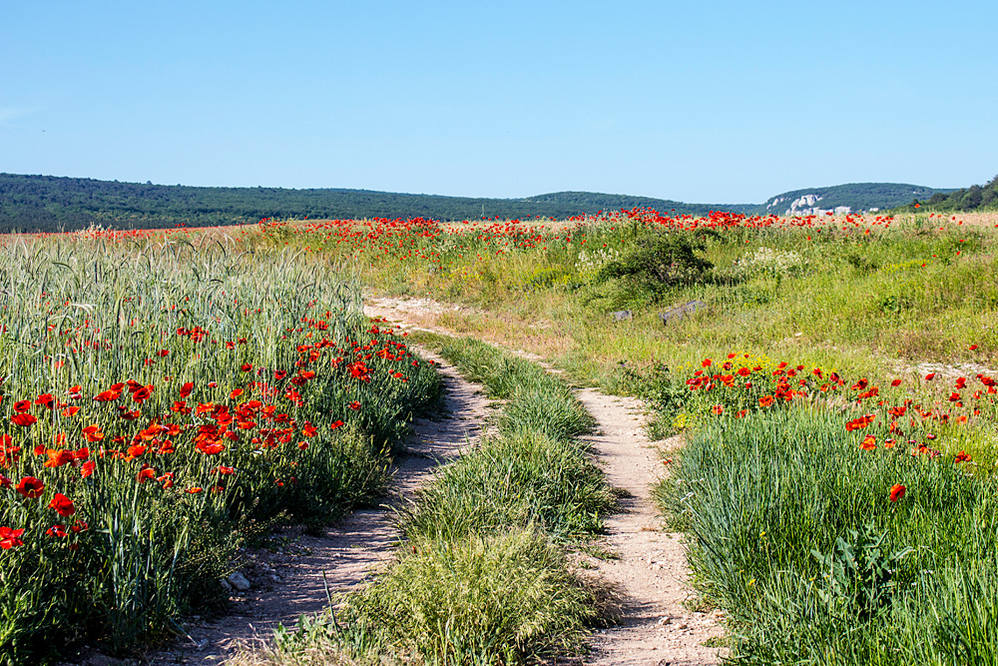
[909,174,998,212]
[0,173,727,233]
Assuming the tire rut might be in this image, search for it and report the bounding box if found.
[363,298,726,666]
[143,347,490,664]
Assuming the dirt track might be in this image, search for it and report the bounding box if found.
[142,347,489,664]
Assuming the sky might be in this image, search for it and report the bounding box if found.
[2,1,996,203]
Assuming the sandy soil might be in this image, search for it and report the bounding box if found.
[579,391,724,665]
[139,348,490,665]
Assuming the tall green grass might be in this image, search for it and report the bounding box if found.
[661,406,998,664]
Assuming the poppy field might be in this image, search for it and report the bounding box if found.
[0,235,440,661]
[6,205,998,664]
[253,207,998,664]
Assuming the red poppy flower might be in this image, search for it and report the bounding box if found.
[11,413,37,427]
[132,385,153,403]
[860,435,877,450]
[890,379,902,387]
[0,526,25,549]
[94,389,121,402]
[48,493,76,517]
[758,395,774,408]
[46,524,68,538]
[179,382,194,398]
[81,461,96,478]
[348,401,361,410]
[12,400,31,413]
[330,419,344,430]
[16,476,44,499]
[889,484,906,502]
[954,451,972,463]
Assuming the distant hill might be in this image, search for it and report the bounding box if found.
[0,174,744,232]
[903,174,998,212]
[0,173,950,233]
[753,183,952,216]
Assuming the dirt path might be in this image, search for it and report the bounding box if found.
[578,391,723,666]
[363,298,725,665]
[145,348,489,665]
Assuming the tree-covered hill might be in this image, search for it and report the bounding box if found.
[0,173,953,233]
[903,174,998,212]
[0,174,739,233]
[753,182,952,216]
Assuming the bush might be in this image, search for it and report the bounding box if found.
[598,232,713,301]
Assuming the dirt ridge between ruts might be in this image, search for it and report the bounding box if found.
[363,297,725,666]
[136,346,489,665]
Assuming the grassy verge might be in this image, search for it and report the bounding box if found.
[0,237,440,662]
[253,334,615,665]
[657,397,998,664]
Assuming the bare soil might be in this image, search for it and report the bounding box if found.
[140,347,490,665]
[578,391,724,666]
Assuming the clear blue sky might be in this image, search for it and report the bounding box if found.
[2,1,995,203]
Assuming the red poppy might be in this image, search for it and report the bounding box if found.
[46,524,69,538]
[132,385,153,403]
[16,476,44,499]
[0,526,25,549]
[11,413,37,427]
[12,400,31,413]
[330,419,344,430]
[81,461,96,478]
[179,382,194,398]
[48,493,76,517]
[889,484,906,502]
[860,435,877,450]
[954,451,972,463]
[890,379,902,387]
[758,395,774,408]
